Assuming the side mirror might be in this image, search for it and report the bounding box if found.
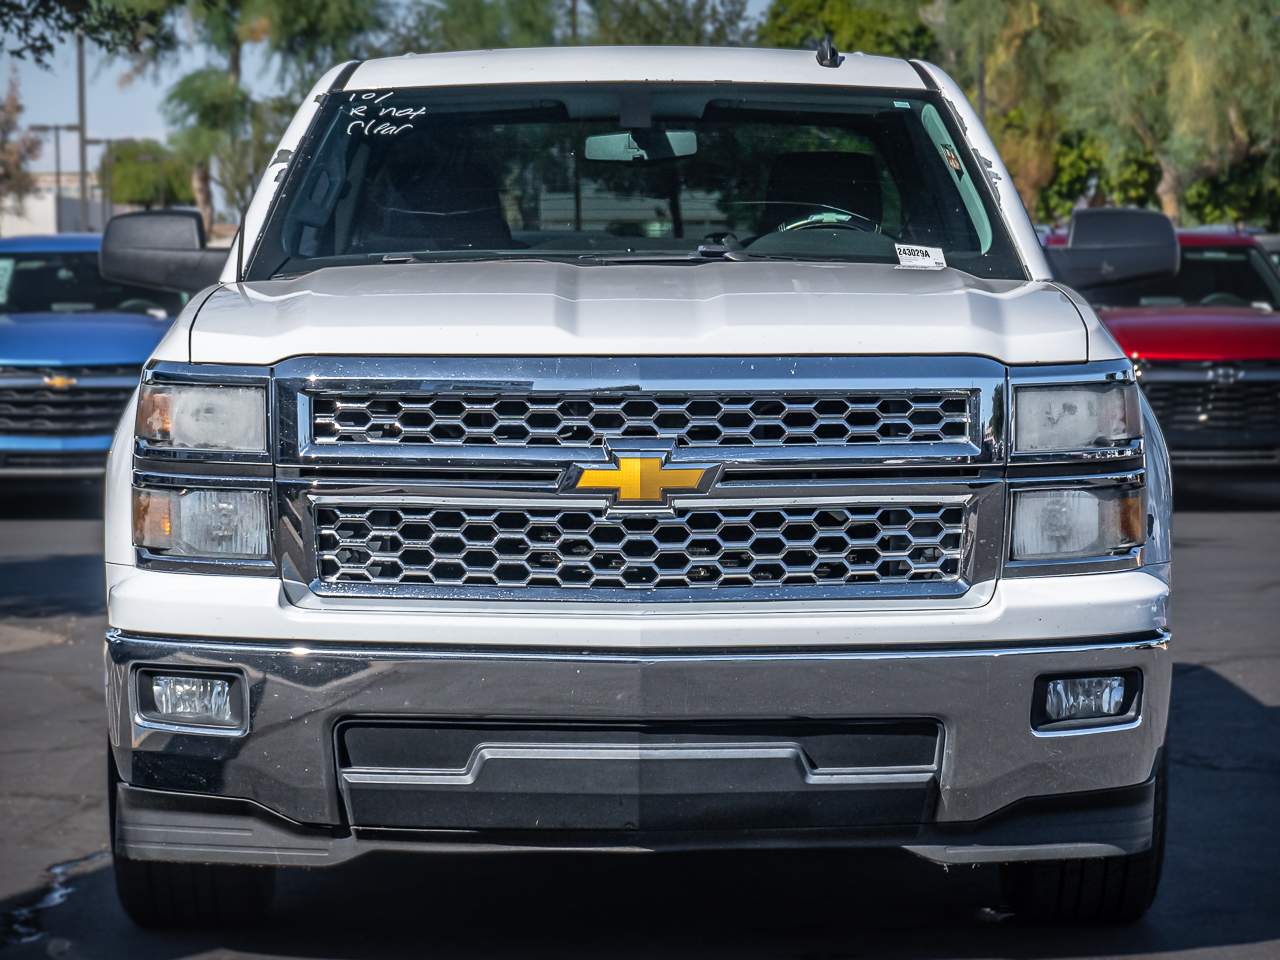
[100,210,228,294]
[1045,208,1179,295]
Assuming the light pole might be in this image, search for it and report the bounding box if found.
[29,123,81,233]
[76,32,89,232]
[85,137,115,228]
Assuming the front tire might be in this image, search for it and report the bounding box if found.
[1000,753,1167,923]
[109,747,276,927]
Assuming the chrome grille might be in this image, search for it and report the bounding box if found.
[315,502,967,592]
[311,391,973,448]
[1142,362,1280,436]
[0,366,138,435]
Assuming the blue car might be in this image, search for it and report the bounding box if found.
[0,234,184,477]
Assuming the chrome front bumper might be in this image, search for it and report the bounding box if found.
[106,628,1170,865]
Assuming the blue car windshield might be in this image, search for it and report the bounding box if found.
[0,251,183,316]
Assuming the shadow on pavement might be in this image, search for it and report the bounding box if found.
[0,553,104,618]
[0,482,105,619]
[2,664,1276,959]
[1174,473,1280,511]
[0,481,104,521]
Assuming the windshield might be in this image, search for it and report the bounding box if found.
[251,83,1025,281]
[0,251,183,316]
[1094,245,1280,310]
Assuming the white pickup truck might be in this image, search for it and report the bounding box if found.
[99,45,1175,927]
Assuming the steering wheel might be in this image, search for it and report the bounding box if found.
[117,298,165,315]
[1199,292,1248,307]
[777,210,881,234]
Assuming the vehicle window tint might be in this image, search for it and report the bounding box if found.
[0,253,184,316]
[919,103,992,252]
[1173,249,1277,308]
[254,83,1026,281]
[1095,246,1280,309]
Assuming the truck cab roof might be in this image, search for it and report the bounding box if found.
[343,46,928,93]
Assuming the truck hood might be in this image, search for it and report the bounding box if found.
[0,310,172,367]
[191,260,1089,366]
[1099,305,1280,362]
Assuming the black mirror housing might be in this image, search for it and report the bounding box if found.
[100,210,227,294]
[1045,208,1180,296]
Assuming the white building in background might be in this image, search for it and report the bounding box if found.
[0,171,124,236]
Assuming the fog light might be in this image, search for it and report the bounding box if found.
[1044,676,1125,722]
[151,675,234,725]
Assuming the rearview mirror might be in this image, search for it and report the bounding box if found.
[99,210,227,294]
[1045,208,1179,295]
[584,130,697,162]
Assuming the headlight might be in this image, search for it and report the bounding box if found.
[1011,487,1145,561]
[133,487,270,559]
[136,383,267,452]
[1014,382,1140,454]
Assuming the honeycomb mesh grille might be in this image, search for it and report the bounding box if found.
[315,502,967,592]
[311,391,973,448]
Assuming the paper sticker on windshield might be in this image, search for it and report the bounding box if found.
[895,244,947,270]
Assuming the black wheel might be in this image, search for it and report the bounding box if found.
[108,747,276,927]
[1001,753,1167,923]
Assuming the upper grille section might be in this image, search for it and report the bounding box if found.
[0,366,138,435]
[311,391,973,448]
[316,501,967,594]
[1142,362,1280,438]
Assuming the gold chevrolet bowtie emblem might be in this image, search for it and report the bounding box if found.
[572,455,714,507]
[42,374,78,391]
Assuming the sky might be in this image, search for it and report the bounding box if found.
[7,0,772,176]
[5,39,273,175]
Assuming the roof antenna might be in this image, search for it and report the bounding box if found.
[235,205,248,284]
[816,33,841,68]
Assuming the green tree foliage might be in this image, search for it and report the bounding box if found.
[252,0,387,86]
[112,0,388,226]
[757,0,935,60]
[99,137,193,207]
[1052,0,1280,222]
[389,0,562,52]
[0,0,175,67]
[0,70,42,227]
[1184,156,1280,230]
[588,0,753,45]
[162,69,293,216]
[1035,135,1160,224]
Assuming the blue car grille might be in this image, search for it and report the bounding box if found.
[0,366,138,436]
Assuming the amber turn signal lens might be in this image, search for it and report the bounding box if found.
[134,386,174,442]
[132,488,173,546]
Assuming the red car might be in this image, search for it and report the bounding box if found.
[1048,227,1280,469]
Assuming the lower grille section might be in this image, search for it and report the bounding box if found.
[336,719,941,831]
[315,501,967,593]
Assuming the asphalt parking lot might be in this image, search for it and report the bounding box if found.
[1,477,1277,959]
